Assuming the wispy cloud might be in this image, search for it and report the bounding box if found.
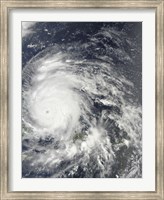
[22,22,36,37]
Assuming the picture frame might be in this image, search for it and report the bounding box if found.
[0,0,163,199]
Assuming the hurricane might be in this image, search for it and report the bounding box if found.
[22,22,142,178]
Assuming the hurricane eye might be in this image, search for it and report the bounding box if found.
[22,22,142,179]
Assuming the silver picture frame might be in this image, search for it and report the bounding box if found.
[0,0,163,199]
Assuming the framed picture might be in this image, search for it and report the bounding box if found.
[0,0,163,199]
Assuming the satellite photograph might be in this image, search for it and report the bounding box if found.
[22,22,142,178]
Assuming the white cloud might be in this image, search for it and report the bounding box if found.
[22,22,36,37]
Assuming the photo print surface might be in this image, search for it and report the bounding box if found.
[22,22,142,178]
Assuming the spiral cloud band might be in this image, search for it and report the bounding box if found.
[22,23,142,178]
